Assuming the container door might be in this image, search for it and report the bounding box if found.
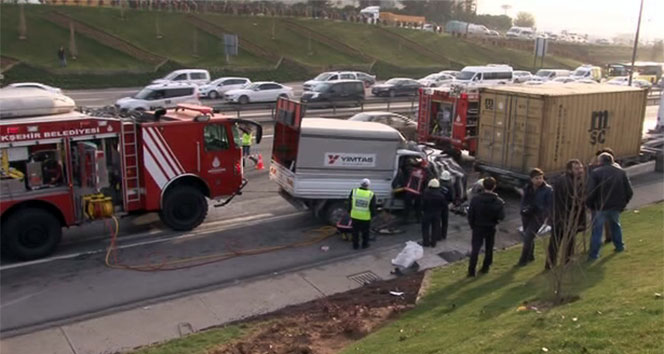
[200,123,242,196]
[504,96,543,172]
[477,92,511,168]
[271,98,304,172]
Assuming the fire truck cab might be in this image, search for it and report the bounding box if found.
[417,85,480,157]
[1,94,261,260]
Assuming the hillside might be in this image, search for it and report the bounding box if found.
[0,4,653,88]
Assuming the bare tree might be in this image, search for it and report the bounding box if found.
[69,21,78,60]
[18,4,27,40]
[514,11,535,28]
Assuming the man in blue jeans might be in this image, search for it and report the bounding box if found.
[586,153,633,260]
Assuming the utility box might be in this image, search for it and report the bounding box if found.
[476,83,647,181]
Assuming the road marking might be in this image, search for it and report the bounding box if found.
[0,289,48,309]
[0,211,307,271]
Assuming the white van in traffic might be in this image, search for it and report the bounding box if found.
[115,83,199,111]
[534,69,571,81]
[151,69,210,86]
[506,26,534,39]
[455,65,513,85]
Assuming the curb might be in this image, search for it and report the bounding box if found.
[625,161,655,178]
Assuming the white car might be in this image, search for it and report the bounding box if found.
[303,71,375,91]
[198,77,251,99]
[418,73,455,87]
[606,76,653,89]
[115,83,199,111]
[512,71,533,83]
[151,69,210,86]
[224,82,293,104]
[5,82,62,94]
[440,70,461,79]
[550,77,577,84]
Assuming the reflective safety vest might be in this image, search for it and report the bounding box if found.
[242,132,252,146]
[351,188,374,221]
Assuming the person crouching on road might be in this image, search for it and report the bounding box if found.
[467,177,505,277]
[421,179,447,248]
[517,168,552,267]
[348,178,377,250]
[586,153,633,260]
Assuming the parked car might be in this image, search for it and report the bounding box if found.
[534,69,571,81]
[606,76,653,89]
[348,111,417,141]
[115,83,199,111]
[304,71,375,91]
[198,77,250,99]
[371,78,422,97]
[512,70,533,83]
[224,82,293,104]
[549,77,578,84]
[440,70,461,79]
[488,30,500,37]
[418,73,455,87]
[506,26,534,39]
[151,69,210,86]
[300,80,365,107]
[5,82,62,94]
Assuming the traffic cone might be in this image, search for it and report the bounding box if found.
[255,153,264,170]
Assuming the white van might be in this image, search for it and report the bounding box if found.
[115,83,199,111]
[534,69,571,81]
[455,65,513,85]
[506,26,534,39]
[151,69,210,86]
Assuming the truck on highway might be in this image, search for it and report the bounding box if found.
[269,99,462,225]
[0,89,262,260]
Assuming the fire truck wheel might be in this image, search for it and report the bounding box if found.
[159,186,208,231]
[3,208,62,260]
[324,201,347,226]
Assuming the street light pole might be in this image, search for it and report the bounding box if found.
[628,0,645,87]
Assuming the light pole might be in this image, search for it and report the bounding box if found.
[628,0,644,87]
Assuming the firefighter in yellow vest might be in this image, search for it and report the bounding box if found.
[241,129,257,166]
[347,178,377,250]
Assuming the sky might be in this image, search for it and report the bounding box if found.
[476,0,663,41]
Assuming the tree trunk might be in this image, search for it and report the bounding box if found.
[18,4,27,40]
[69,21,78,60]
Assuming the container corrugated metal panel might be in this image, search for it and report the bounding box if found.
[477,84,647,176]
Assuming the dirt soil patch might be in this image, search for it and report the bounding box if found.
[209,272,424,354]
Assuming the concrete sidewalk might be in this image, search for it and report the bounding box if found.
[1,170,661,354]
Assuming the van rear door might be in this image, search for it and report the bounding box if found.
[271,98,304,172]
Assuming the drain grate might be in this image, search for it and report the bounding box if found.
[438,250,467,263]
[347,271,381,285]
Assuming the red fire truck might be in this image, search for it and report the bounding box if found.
[0,101,261,260]
[417,85,480,156]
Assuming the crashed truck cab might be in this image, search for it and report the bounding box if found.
[0,89,261,260]
[269,98,464,225]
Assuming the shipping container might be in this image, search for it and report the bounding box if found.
[476,84,647,183]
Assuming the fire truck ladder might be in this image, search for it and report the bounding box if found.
[120,120,141,209]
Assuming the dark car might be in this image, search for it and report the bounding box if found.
[348,111,417,141]
[300,80,365,108]
[371,78,422,97]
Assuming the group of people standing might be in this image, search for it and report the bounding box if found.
[346,148,634,279]
[467,148,633,277]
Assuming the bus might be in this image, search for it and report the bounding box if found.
[606,62,663,83]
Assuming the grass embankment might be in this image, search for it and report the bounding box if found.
[0,4,653,88]
[345,203,664,354]
[131,203,663,354]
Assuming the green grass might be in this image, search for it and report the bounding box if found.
[0,5,148,71]
[342,203,664,354]
[131,324,248,354]
[57,7,273,68]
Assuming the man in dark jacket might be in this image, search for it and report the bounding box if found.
[467,177,505,277]
[588,147,622,244]
[586,153,633,260]
[420,178,453,248]
[546,159,586,269]
[348,178,377,250]
[517,168,553,266]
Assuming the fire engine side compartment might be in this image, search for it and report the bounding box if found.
[476,84,647,180]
